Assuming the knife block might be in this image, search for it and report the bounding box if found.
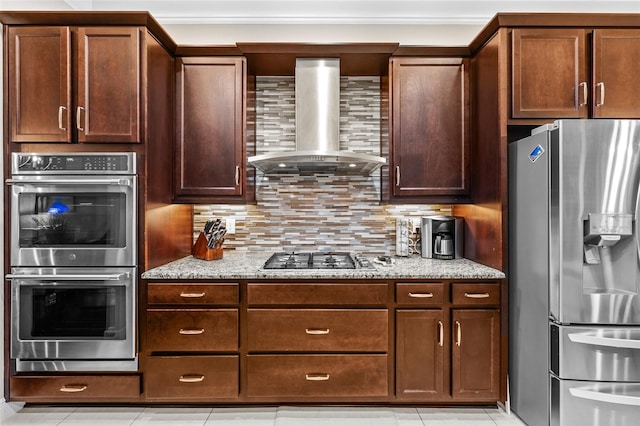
[191,232,223,261]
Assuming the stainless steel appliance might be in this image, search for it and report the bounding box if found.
[6,152,138,372]
[8,152,137,267]
[263,252,374,269]
[509,120,640,426]
[421,216,464,260]
[8,267,137,371]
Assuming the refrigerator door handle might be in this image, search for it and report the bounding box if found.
[570,387,640,407]
[568,332,640,349]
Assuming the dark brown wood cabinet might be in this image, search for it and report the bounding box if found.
[395,309,445,400]
[390,57,470,201]
[174,57,246,202]
[395,281,500,402]
[511,28,640,119]
[7,26,141,143]
[451,309,500,400]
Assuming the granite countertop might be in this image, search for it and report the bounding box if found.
[141,251,505,280]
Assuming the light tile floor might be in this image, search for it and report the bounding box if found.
[0,403,528,425]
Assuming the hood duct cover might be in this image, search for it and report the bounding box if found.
[248,58,386,175]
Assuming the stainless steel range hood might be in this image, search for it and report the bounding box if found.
[248,58,386,175]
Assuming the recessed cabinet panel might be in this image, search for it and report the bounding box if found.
[391,58,470,199]
[76,27,141,143]
[175,57,246,201]
[8,27,71,143]
[592,29,640,118]
[451,309,500,400]
[396,309,446,400]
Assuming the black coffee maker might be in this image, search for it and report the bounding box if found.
[421,216,464,260]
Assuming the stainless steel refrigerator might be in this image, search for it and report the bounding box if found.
[509,120,640,426]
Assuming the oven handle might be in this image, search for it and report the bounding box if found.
[6,178,132,186]
[6,273,130,281]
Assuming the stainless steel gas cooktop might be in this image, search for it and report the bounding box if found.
[263,252,374,270]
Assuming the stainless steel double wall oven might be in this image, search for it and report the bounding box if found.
[6,152,138,372]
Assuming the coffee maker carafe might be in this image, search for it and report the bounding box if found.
[421,216,464,260]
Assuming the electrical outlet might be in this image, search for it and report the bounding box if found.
[225,217,236,234]
[410,218,421,233]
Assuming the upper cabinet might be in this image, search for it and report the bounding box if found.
[174,57,246,203]
[390,57,470,202]
[511,28,640,119]
[7,26,141,143]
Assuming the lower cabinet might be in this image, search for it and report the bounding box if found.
[246,354,388,398]
[451,309,501,400]
[145,356,239,401]
[10,375,140,403]
[395,281,501,402]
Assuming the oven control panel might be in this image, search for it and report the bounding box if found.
[12,153,136,174]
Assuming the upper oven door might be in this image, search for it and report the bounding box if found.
[8,174,136,267]
[9,267,136,361]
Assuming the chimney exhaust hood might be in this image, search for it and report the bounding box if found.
[248,58,386,175]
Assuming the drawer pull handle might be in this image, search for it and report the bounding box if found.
[179,375,205,383]
[438,321,444,347]
[58,106,67,130]
[76,106,85,131]
[596,82,605,107]
[180,291,206,298]
[60,384,87,393]
[305,328,330,335]
[464,292,490,299]
[578,82,588,107]
[455,321,462,346]
[409,292,434,298]
[305,373,330,381]
[179,328,205,335]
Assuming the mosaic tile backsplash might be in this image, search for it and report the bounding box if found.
[194,76,451,255]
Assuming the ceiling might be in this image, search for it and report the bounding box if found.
[0,0,636,24]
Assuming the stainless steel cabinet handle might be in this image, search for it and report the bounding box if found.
[179,375,205,383]
[6,273,129,281]
[395,166,401,186]
[179,328,205,335]
[569,387,640,406]
[455,321,461,346]
[578,82,588,107]
[180,291,206,298]
[568,333,640,349]
[58,106,67,130]
[60,384,87,393]
[235,166,240,186]
[438,321,444,347]
[596,82,605,107]
[6,178,131,186]
[305,328,330,335]
[305,373,330,381]
[409,292,434,298]
[76,106,85,131]
[464,292,490,299]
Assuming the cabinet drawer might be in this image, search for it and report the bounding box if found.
[10,375,140,402]
[247,283,387,306]
[145,355,238,400]
[396,283,444,306]
[451,283,500,306]
[247,354,388,398]
[147,309,238,352]
[148,283,238,305]
[247,309,388,352]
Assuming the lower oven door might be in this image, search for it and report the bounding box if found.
[9,267,137,372]
[551,375,640,426]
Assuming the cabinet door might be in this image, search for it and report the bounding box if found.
[511,28,588,119]
[8,26,71,143]
[451,309,500,400]
[395,309,445,400]
[76,27,141,143]
[592,29,640,118]
[391,58,470,199]
[175,57,245,201]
